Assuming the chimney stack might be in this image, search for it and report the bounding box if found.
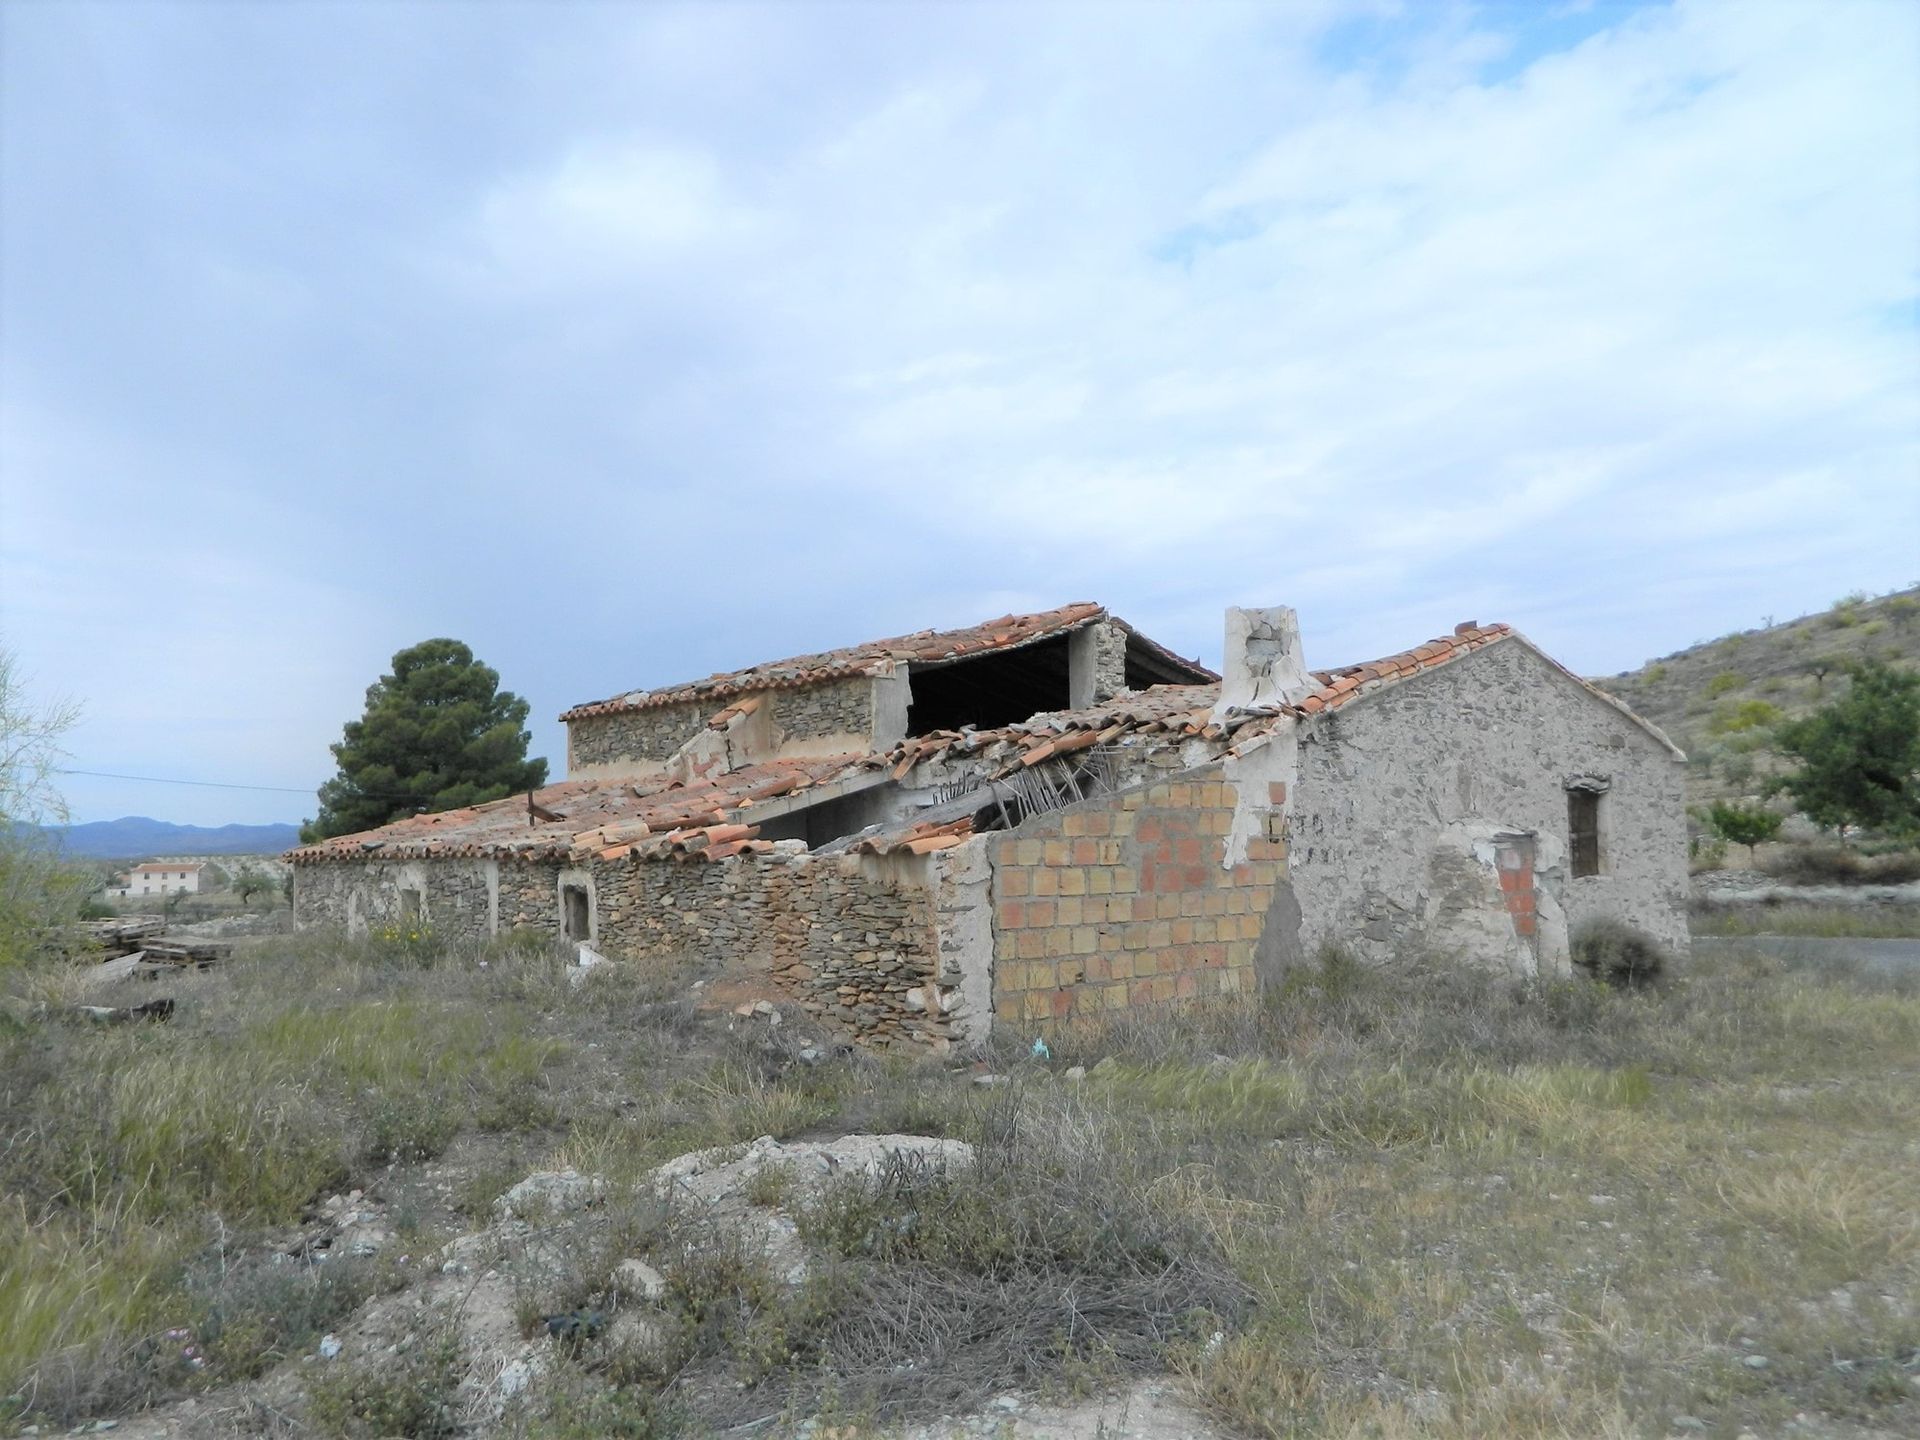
[1213,606,1311,720]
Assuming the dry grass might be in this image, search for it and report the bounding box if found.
[3,934,1918,1438]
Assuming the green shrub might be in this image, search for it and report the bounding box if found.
[1569,918,1667,988]
[1706,671,1745,697]
[304,1327,462,1438]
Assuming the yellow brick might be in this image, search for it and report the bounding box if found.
[1123,928,1149,951]
[1148,920,1172,948]
[1028,959,1057,988]
[1062,813,1089,838]
[1109,811,1136,837]
[1157,894,1181,919]
[1056,895,1083,925]
[1151,976,1176,1002]
[1015,839,1044,866]
[1194,918,1216,943]
[1032,869,1059,897]
[1216,971,1239,995]
[1088,868,1113,895]
[1072,926,1098,955]
[1121,791,1144,811]
[1017,931,1046,960]
[1025,991,1051,1021]
[1057,869,1087,896]
[1103,983,1129,1010]
[1147,785,1171,806]
[1044,840,1072,866]
[1226,941,1251,967]
[1057,958,1085,986]
[1000,868,1031,898]
[1044,929,1072,958]
[994,934,1019,962]
[996,997,1023,1022]
[1112,867,1138,894]
[1110,951,1135,979]
[1098,840,1122,864]
[1099,927,1123,952]
[1242,913,1265,940]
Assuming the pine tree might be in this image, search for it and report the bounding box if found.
[301,639,548,843]
[1770,660,1920,841]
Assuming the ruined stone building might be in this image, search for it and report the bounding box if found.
[290,603,1688,1048]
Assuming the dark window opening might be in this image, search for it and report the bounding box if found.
[1568,790,1602,878]
[1120,630,1209,689]
[398,888,423,922]
[905,634,1073,736]
[562,884,591,940]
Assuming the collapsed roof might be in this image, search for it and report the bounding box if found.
[293,610,1613,868]
[559,602,1216,721]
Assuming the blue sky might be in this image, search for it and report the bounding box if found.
[2,0,1915,828]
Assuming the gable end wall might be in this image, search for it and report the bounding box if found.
[1288,638,1688,963]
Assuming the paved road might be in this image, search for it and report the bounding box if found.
[1694,934,1920,975]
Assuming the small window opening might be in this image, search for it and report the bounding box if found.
[398,888,424,922]
[561,884,592,941]
[1568,790,1602,878]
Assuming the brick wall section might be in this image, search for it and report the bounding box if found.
[1495,835,1538,944]
[988,762,1285,1025]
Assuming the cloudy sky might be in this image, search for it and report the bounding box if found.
[2,0,1915,828]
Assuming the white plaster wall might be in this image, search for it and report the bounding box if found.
[1288,638,1689,964]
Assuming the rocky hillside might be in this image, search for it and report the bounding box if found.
[1592,584,1920,805]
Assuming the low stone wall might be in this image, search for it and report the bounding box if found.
[293,857,554,943]
[987,762,1285,1025]
[769,678,874,746]
[590,850,952,1048]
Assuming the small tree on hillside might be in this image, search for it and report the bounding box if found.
[231,863,271,907]
[1769,660,1920,842]
[302,639,548,843]
[1705,800,1783,861]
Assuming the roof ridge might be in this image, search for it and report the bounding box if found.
[559,602,1111,722]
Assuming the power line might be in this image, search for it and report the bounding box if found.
[59,768,315,795]
[56,768,517,806]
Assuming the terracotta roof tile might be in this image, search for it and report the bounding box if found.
[560,602,1218,721]
[287,755,862,865]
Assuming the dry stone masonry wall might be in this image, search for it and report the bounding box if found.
[588,850,953,1048]
[568,702,712,769]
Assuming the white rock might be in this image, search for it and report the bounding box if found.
[318,1334,343,1359]
[493,1169,607,1221]
[613,1258,667,1301]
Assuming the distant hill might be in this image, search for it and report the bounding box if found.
[1591,584,1920,806]
[39,816,302,859]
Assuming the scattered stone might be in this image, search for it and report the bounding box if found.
[1064,1065,1087,1083]
[798,1046,823,1064]
[318,1334,343,1359]
[1743,1354,1770,1369]
[1671,1418,1706,1433]
[972,1073,1009,1087]
[613,1258,666,1301]
[493,1168,607,1221]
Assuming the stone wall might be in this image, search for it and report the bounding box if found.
[589,851,952,1048]
[568,702,712,771]
[986,762,1284,1025]
[566,677,878,775]
[1288,639,1690,964]
[1091,621,1130,701]
[293,856,553,943]
[769,678,875,747]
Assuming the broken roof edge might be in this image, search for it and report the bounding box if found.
[1108,614,1220,684]
[557,601,1111,722]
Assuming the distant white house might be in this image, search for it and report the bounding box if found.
[125,861,205,896]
